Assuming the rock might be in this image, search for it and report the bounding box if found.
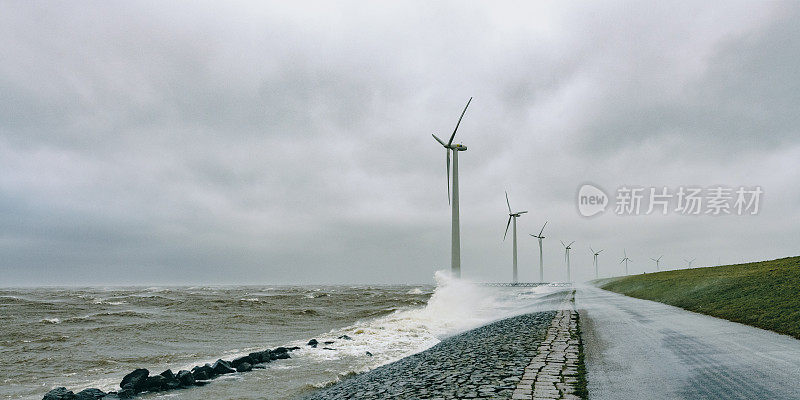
[119,368,149,391]
[159,369,175,380]
[307,339,318,347]
[231,355,254,368]
[287,346,300,351]
[116,388,135,399]
[251,364,267,369]
[211,359,235,375]
[273,351,290,360]
[176,370,195,386]
[248,351,265,363]
[191,364,214,380]
[42,387,76,400]
[236,362,252,372]
[324,341,335,345]
[143,375,167,392]
[74,389,105,400]
[322,347,336,350]
[338,335,353,340]
[366,351,373,357]
[164,379,181,390]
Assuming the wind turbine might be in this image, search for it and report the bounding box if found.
[529,221,547,282]
[684,258,696,268]
[503,191,527,284]
[590,247,603,279]
[620,250,631,275]
[561,240,575,282]
[432,97,472,278]
[650,255,663,271]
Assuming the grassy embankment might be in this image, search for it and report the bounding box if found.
[596,256,800,339]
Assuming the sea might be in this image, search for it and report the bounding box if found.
[0,272,564,400]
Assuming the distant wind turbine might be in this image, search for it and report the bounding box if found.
[650,255,663,271]
[561,240,575,282]
[503,191,527,283]
[431,97,472,278]
[529,221,547,282]
[590,247,603,279]
[684,258,696,268]
[620,250,632,275]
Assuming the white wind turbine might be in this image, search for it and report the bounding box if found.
[620,250,632,275]
[561,240,575,282]
[590,247,603,279]
[684,258,696,268]
[529,221,547,282]
[503,191,527,283]
[431,97,472,278]
[650,255,663,271]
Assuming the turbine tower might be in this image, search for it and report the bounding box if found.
[432,97,472,278]
[650,255,663,271]
[620,250,632,275]
[684,258,696,268]
[561,240,575,282]
[529,221,547,282]
[590,247,603,279]
[503,191,527,283]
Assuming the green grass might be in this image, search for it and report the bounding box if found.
[596,256,800,339]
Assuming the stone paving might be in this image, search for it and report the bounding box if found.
[303,312,555,399]
[303,290,585,400]
[512,303,581,399]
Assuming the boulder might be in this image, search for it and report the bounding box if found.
[119,368,149,391]
[115,388,135,399]
[176,370,195,386]
[231,355,254,368]
[159,369,175,380]
[273,351,290,360]
[248,351,265,363]
[191,364,213,381]
[235,362,252,372]
[338,335,353,340]
[164,378,181,390]
[211,359,235,375]
[251,364,267,369]
[366,351,373,357]
[307,339,318,348]
[322,347,336,350]
[42,387,76,400]
[287,346,300,351]
[323,341,334,345]
[143,375,167,392]
[74,389,105,400]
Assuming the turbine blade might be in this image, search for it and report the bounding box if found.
[518,211,528,214]
[446,150,451,204]
[432,134,446,146]
[560,240,566,247]
[598,249,604,254]
[505,191,511,213]
[590,246,595,253]
[568,241,575,247]
[448,97,472,146]
[538,221,547,236]
[503,216,512,241]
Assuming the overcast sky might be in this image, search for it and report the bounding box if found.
[1,1,798,285]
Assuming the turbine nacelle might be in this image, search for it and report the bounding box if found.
[431,97,472,204]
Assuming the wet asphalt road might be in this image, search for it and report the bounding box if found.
[577,286,800,400]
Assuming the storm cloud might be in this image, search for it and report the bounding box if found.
[1,1,798,285]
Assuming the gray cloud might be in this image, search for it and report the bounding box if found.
[1,1,798,285]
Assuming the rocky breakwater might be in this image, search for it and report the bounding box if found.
[304,311,557,399]
[41,346,299,400]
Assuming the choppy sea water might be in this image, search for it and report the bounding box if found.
[0,273,564,399]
